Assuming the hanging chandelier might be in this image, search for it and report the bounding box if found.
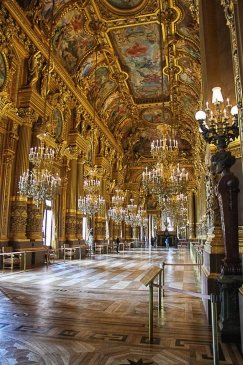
[111,189,125,206]
[78,194,105,216]
[108,206,125,223]
[137,208,148,228]
[142,164,163,195]
[124,199,138,227]
[18,143,61,207]
[83,165,101,195]
[78,166,105,216]
[151,135,179,165]
[29,145,55,166]
[108,189,125,223]
[170,163,188,194]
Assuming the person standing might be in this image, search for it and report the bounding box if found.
[116,237,120,253]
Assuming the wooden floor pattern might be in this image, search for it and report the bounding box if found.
[0,248,242,365]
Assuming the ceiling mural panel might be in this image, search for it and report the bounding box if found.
[176,0,199,43]
[109,23,169,103]
[41,0,70,20]
[141,107,171,124]
[107,100,128,131]
[105,0,144,10]
[52,8,96,74]
[87,66,117,109]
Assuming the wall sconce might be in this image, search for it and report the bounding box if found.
[195,87,239,150]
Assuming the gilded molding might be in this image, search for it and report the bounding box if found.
[2,0,123,154]
[0,92,17,117]
[221,0,243,162]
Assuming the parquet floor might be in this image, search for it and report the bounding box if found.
[0,247,242,365]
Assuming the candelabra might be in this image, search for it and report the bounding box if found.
[195,87,239,150]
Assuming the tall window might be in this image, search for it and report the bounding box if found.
[42,200,52,247]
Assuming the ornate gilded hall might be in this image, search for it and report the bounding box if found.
[0,0,242,364]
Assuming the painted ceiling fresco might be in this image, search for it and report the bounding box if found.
[106,0,144,10]
[52,8,96,74]
[22,0,201,163]
[109,23,169,103]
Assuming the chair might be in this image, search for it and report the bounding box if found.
[94,243,103,254]
[45,248,57,264]
[2,247,22,271]
[64,247,76,260]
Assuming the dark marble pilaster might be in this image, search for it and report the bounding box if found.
[218,275,243,343]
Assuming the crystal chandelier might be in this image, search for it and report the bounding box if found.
[142,164,163,195]
[170,163,188,194]
[124,199,138,227]
[111,189,125,207]
[78,166,105,216]
[108,206,125,223]
[18,143,61,207]
[108,189,125,223]
[29,145,55,167]
[137,208,148,228]
[78,194,105,216]
[83,166,101,195]
[157,194,171,210]
[151,135,179,165]
[124,203,148,228]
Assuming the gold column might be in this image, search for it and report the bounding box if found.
[26,202,43,241]
[76,158,84,241]
[10,120,32,244]
[125,223,132,241]
[188,190,196,239]
[0,155,14,242]
[113,223,120,239]
[95,215,106,242]
[58,169,68,246]
[65,159,78,243]
[0,122,18,244]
